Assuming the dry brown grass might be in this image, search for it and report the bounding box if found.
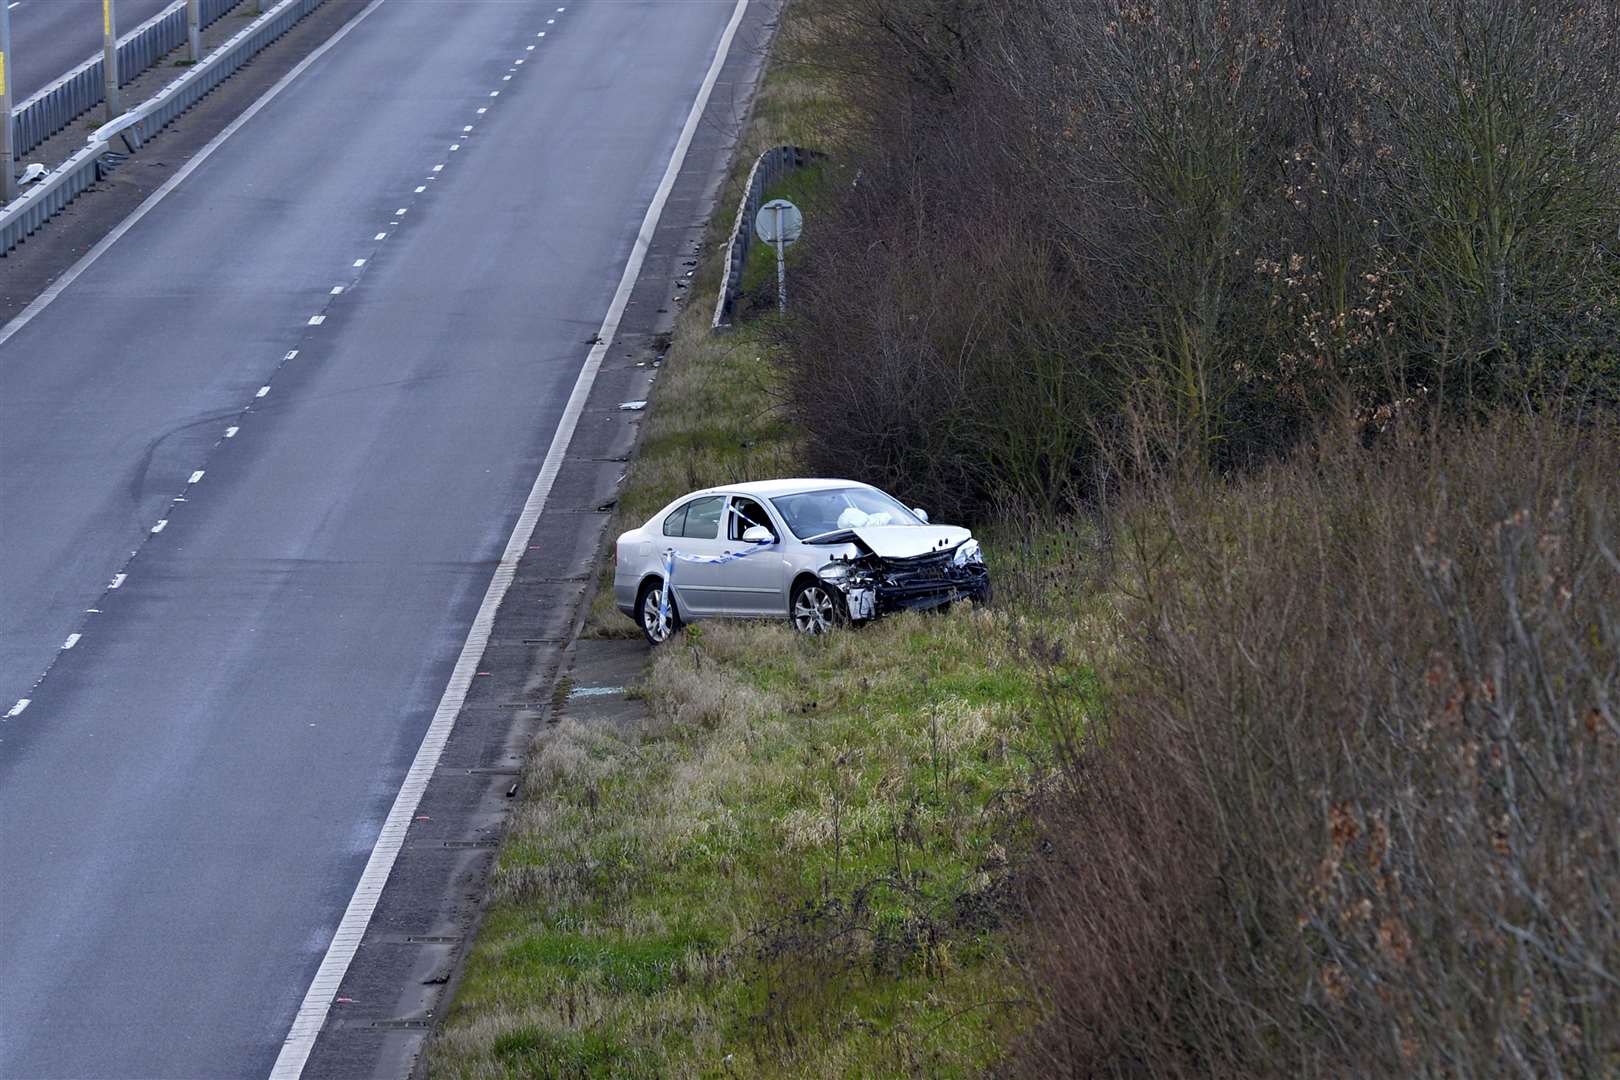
[1012,409,1620,1078]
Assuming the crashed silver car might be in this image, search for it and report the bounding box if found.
[613,479,990,644]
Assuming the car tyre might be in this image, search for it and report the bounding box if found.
[638,577,681,646]
[790,578,844,636]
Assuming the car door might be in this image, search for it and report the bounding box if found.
[720,495,788,616]
[660,494,729,616]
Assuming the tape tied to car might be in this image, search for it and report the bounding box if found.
[656,541,777,627]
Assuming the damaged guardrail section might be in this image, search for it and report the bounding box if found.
[711,144,820,329]
[0,0,327,257]
[8,0,241,160]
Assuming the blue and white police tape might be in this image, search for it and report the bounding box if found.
[656,539,777,626]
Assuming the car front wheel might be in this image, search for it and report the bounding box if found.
[790,579,843,635]
[639,578,681,646]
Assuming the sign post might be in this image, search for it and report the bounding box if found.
[103,0,122,122]
[754,197,803,315]
[1,2,14,204]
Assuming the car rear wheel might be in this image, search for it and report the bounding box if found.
[639,578,681,646]
[790,579,843,635]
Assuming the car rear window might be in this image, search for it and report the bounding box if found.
[665,495,724,540]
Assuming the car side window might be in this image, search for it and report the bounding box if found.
[728,497,773,541]
[662,503,688,537]
[680,496,724,540]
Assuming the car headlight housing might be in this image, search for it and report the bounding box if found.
[818,562,850,581]
[952,539,983,568]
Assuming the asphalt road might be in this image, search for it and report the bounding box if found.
[7,0,179,103]
[0,1,739,1075]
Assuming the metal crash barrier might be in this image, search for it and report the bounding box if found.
[1,0,327,257]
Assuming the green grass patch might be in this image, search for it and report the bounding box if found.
[432,609,1097,1078]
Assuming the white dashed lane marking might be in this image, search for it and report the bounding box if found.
[308,315,326,325]
[225,426,239,438]
[375,232,388,240]
[62,635,81,650]
[286,349,300,360]
[151,520,168,534]
[110,574,126,589]
[256,386,271,398]
[189,471,206,484]
[353,259,366,267]
[6,700,29,719]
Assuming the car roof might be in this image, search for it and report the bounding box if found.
[691,478,872,499]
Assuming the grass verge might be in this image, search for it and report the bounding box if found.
[427,5,1098,1075]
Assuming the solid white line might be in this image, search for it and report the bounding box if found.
[225,426,239,438]
[267,1,752,1073]
[189,470,206,484]
[110,574,126,589]
[63,634,81,650]
[5,699,29,718]
[0,0,392,353]
[151,520,168,534]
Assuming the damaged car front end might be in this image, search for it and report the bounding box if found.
[813,531,991,624]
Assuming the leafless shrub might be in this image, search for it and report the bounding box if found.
[1013,409,1620,1077]
[780,0,1619,519]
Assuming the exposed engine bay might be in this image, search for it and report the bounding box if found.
[815,533,990,622]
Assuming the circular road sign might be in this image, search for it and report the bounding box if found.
[754,198,803,245]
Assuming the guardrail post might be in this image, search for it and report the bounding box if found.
[1,2,14,204]
[103,0,122,121]
[188,0,202,61]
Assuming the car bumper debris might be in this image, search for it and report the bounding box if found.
[819,538,989,622]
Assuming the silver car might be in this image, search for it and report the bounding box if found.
[613,478,990,644]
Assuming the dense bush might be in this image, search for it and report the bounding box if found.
[778,0,1620,519]
[1014,411,1620,1076]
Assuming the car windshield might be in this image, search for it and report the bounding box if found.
[769,486,921,538]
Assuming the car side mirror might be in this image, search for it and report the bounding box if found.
[912,507,930,523]
[742,525,774,544]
